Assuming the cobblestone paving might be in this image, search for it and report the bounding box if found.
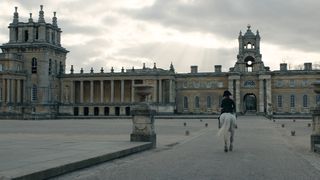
[53,116,320,180]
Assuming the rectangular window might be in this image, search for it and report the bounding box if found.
[184,96,188,109]
[290,95,295,108]
[48,59,52,75]
[277,95,282,108]
[207,96,212,108]
[316,95,320,105]
[195,96,200,108]
[303,95,308,107]
[0,88,2,102]
[0,64,2,71]
[24,30,29,42]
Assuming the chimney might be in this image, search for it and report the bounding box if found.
[191,66,198,73]
[280,63,287,71]
[304,63,312,71]
[215,65,222,72]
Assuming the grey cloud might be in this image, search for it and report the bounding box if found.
[121,0,320,53]
[116,42,237,73]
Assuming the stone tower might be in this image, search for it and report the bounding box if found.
[233,25,265,72]
[0,5,68,118]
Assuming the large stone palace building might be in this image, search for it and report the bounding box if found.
[0,6,319,119]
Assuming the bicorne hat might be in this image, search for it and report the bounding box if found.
[223,90,232,97]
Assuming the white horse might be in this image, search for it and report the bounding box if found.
[218,113,237,152]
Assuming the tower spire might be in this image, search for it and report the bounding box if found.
[13,6,19,24]
[52,12,57,27]
[38,5,45,23]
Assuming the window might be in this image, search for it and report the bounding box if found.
[207,96,212,108]
[302,80,308,87]
[24,30,28,42]
[35,27,39,39]
[195,96,200,108]
[31,58,37,73]
[32,84,37,101]
[277,95,282,108]
[316,95,320,105]
[183,96,188,109]
[0,88,2,102]
[289,80,295,87]
[0,64,2,71]
[48,59,52,75]
[290,95,295,108]
[276,80,283,87]
[303,95,308,107]
[59,61,63,74]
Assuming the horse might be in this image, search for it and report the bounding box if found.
[218,113,237,152]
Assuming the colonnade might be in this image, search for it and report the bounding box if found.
[63,78,175,104]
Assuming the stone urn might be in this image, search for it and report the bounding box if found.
[311,81,320,152]
[130,84,156,148]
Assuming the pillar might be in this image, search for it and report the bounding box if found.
[17,79,21,103]
[131,80,134,103]
[70,81,74,103]
[169,79,174,103]
[7,79,10,103]
[90,81,94,103]
[100,80,104,103]
[121,80,124,103]
[259,79,264,113]
[158,79,162,103]
[80,81,83,103]
[235,80,240,113]
[111,80,114,103]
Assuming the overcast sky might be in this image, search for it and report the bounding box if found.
[0,0,320,73]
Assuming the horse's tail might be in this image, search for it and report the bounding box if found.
[217,114,231,137]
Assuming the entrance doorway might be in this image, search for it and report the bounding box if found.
[243,93,257,113]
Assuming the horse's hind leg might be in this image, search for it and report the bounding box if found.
[224,135,228,152]
[229,131,234,151]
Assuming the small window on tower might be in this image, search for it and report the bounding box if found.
[32,58,37,73]
[247,43,252,49]
[24,30,29,42]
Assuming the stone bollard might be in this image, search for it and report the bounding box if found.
[184,122,187,126]
[281,124,285,128]
[311,81,320,152]
[205,123,208,127]
[291,130,296,136]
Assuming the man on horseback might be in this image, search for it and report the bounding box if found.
[218,90,237,152]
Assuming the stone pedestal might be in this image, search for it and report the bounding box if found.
[311,106,320,152]
[311,81,320,152]
[130,103,156,148]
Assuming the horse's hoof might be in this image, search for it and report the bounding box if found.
[224,147,228,152]
[229,145,233,151]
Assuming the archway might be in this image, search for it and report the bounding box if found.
[243,93,257,113]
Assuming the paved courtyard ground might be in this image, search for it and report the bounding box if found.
[52,116,320,180]
[1,116,320,180]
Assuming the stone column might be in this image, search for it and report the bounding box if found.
[228,76,240,113]
[111,80,114,103]
[80,81,83,103]
[259,79,264,113]
[90,81,94,103]
[7,79,11,103]
[17,79,21,103]
[121,80,124,103]
[158,79,162,103]
[169,79,174,103]
[266,79,272,116]
[235,79,240,113]
[131,80,134,103]
[70,81,74,103]
[100,80,104,103]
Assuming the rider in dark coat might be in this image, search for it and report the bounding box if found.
[219,90,236,128]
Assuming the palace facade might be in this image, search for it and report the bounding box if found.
[0,6,319,119]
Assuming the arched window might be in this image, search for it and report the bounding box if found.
[277,95,282,108]
[183,96,188,109]
[247,43,252,49]
[303,95,308,107]
[290,95,295,108]
[207,96,212,108]
[32,58,37,73]
[32,84,37,101]
[195,96,200,108]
